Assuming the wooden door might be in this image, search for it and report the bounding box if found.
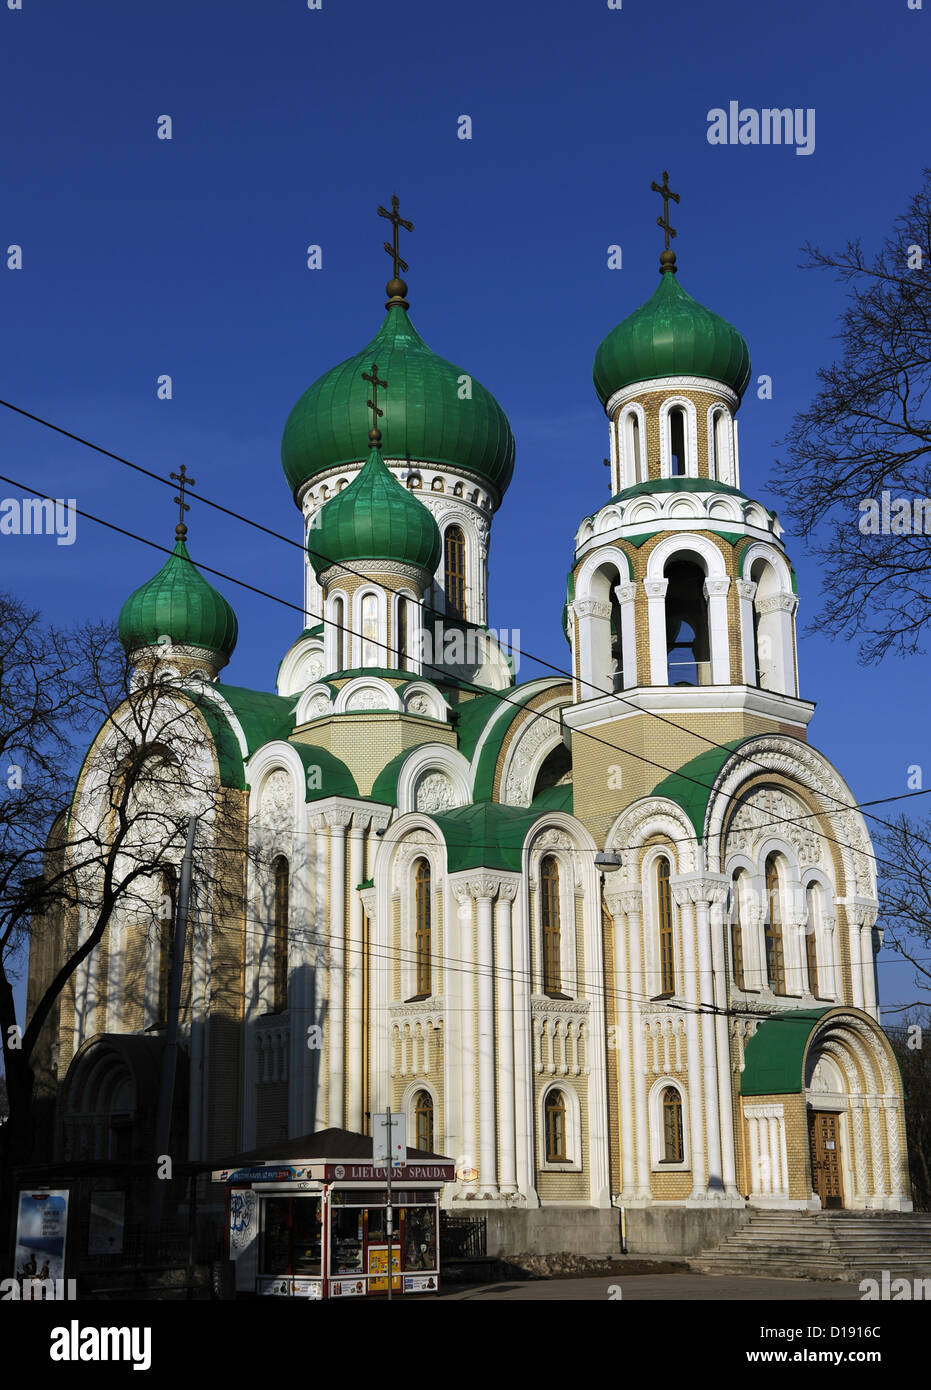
[809,1110,844,1209]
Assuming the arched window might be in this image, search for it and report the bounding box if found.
[156,866,177,1022]
[805,883,820,996]
[361,593,379,666]
[669,407,687,477]
[657,856,675,995]
[541,856,561,994]
[333,594,345,672]
[711,409,729,482]
[764,854,786,994]
[729,871,746,990]
[413,1089,434,1152]
[544,1089,567,1161]
[272,856,289,1013]
[397,597,409,669]
[662,1086,684,1162]
[445,526,466,619]
[665,561,711,686]
[625,412,645,484]
[415,859,431,996]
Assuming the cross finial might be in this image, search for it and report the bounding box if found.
[650,170,680,274]
[361,361,388,446]
[169,463,196,540]
[377,193,414,308]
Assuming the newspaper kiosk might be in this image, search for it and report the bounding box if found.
[212,1128,454,1298]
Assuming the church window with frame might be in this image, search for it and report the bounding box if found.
[397,596,409,669]
[544,1089,568,1162]
[662,1086,684,1163]
[156,866,177,1023]
[272,856,289,1013]
[414,858,432,997]
[669,407,687,477]
[361,593,379,667]
[333,595,345,672]
[656,856,676,996]
[445,526,466,620]
[805,883,820,996]
[413,1089,434,1153]
[764,853,787,994]
[540,855,561,994]
[729,870,747,990]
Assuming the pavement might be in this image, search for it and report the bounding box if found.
[435,1273,865,1300]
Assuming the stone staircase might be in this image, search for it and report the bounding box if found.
[690,1210,931,1282]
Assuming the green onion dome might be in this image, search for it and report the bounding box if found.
[593,270,751,406]
[308,443,442,577]
[118,537,238,661]
[282,303,515,501]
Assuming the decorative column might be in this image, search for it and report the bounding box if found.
[451,880,477,1197]
[473,876,499,1198]
[860,913,879,1018]
[618,886,651,1201]
[325,808,351,1129]
[823,915,840,1000]
[614,582,639,690]
[605,876,635,1200]
[703,577,732,685]
[311,814,329,1132]
[347,813,369,1132]
[846,910,865,1010]
[671,884,707,1199]
[756,593,799,696]
[569,598,613,699]
[849,1099,869,1206]
[644,579,669,686]
[706,879,740,1199]
[496,879,520,1195]
[736,578,758,685]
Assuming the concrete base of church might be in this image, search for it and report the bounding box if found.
[623,1204,751,1256]
[484,1207,625,1258]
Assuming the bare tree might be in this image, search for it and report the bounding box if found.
[873,813,931,1007]
[768,169,931,663]
[0,591,249,1256]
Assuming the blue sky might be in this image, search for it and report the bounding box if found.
[1,0,929,1013]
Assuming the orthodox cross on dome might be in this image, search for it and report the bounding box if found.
[378,193,414,307]
[362,361,388,445]
[650,170,680,273]
[170,463,196,540]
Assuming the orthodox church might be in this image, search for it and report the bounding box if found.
[30,185,911,1255]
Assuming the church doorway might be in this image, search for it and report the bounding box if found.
[808,1110,844,1209]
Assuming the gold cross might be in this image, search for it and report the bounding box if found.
[169,463,195,539]
[650,170,680,250]
[362,361,388,442]
[378,194,414,280]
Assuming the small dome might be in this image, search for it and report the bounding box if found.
[118,538,238,661]
[593,272,751,406]
[282,304,515,501]
[308,444,442,577]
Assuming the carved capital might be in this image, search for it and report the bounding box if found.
[614,581,637,606]
[736,579,757,602]
[643,579,668,600]
[325,807,354,829]
[756,593,797,616]
[703,577,731,599]
[671,873,730,908]
[571,598,612,620]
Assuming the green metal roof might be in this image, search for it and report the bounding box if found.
[118,538,238,660]
[650,737,754,839]
[293,743,359,801]
[471,681,567,803]
[369,748,412,806]
[609,477,748,503]
[187,697,248,789]
[282,303,515,499]
[433,801,539,874]
[454,692,505,762]
[308,445,441,576]
[214,684,298,755]
[593,272,752,406]
[740,1009,832,1096]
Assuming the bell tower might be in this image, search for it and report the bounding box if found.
[564,176,809,842]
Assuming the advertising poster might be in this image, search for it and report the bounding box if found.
[14,1190,69,1287]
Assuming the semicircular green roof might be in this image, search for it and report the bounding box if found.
[281,304,515,500]
[593,272,751,406]
[740,1009,833,1096]
[308,445,441,575]
[118,538,238,660]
